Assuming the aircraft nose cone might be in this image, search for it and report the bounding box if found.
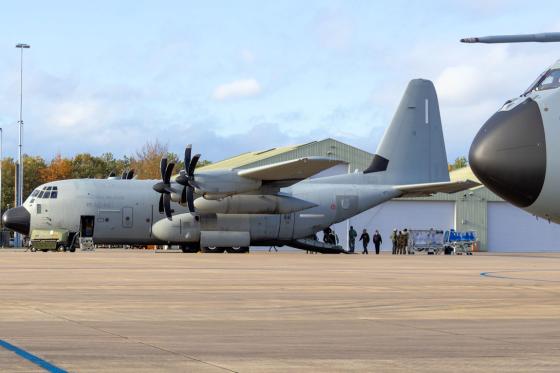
[2,206,31,235]
[469,99,546,208]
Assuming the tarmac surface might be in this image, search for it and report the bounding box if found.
[1,250,560,372]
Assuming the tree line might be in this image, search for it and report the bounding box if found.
[0,141,211,213]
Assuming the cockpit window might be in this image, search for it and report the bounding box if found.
[524,69,560,94]
[32,185,59,199]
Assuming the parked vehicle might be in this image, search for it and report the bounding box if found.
[29,229,76,252]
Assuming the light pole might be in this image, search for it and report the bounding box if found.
[0,127,3,225]
[15,43,30,247]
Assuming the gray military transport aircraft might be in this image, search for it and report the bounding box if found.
[462,33,560,224]
[2,79,476,252]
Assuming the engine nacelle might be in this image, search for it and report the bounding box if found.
[152,213,201,243]
[194,194,316,214]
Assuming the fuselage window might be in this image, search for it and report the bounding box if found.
[51,191,58,199]
[37,191,44,198]
[31,190,39,197]
[43,191,51,198]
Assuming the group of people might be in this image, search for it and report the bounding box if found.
[348,226,410,255]
[348,226,382,254]
[390,228,410,255]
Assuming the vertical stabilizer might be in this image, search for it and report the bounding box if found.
[364,79,449,185]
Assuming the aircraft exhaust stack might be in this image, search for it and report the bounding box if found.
[461,33,560,44]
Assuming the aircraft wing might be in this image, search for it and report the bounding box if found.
[394,179,480,197]
[238,157,346,183]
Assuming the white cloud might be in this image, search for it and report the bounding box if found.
[435,65,481,105]
[212,79,262,101]
[48,100,102,128]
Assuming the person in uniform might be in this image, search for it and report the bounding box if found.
[359,229,370,254]
[348,226,357,253]
[323,227,333,244]
[397,230,403,255]
[390,229,398,255]
[372,230,382,255]
[402,228,409,255]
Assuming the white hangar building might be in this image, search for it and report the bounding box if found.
[201,138,560,252]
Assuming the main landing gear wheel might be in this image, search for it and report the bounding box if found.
[225,246,250,254]
[180,244,200,253]
[202,247,226,253]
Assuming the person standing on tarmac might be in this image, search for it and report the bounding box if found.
[396,230,403,255]
[359,229,370,255]
[372,230,382,255]
[402,228,410,255]
[390,229,398,255]
[348,226,357,253]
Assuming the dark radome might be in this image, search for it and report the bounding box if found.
[469,99,546,208]
[2,206,31,235]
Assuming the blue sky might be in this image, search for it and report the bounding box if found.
[0,1,559,162]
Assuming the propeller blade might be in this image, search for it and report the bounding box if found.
[158,194,164,214]
[163,194,172,219]
[126,169,135,179]
[160,157,168,180]
[180,186,187,204]
[164,162,175,184]
[184,145,192,171]
[108,170,116,178]
[121,171,127,179]
[188,154,201,176]
[187,186,195,212]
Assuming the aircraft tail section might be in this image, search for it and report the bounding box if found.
[364,79,450,185]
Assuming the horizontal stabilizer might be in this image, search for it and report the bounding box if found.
[394,179,480,197]
[238,157,346,181]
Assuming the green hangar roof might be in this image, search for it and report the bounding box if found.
[199,138,374,172]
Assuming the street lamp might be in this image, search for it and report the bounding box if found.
[0,127,3,224]
[15,43,30,247]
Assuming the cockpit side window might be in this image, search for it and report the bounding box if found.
[51,191,58,199]
[43,191,51,198]
[37,190,44,198]
[31,189,40,197]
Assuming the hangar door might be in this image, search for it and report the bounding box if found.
[487,202,560,252]
[331,200,455,251]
